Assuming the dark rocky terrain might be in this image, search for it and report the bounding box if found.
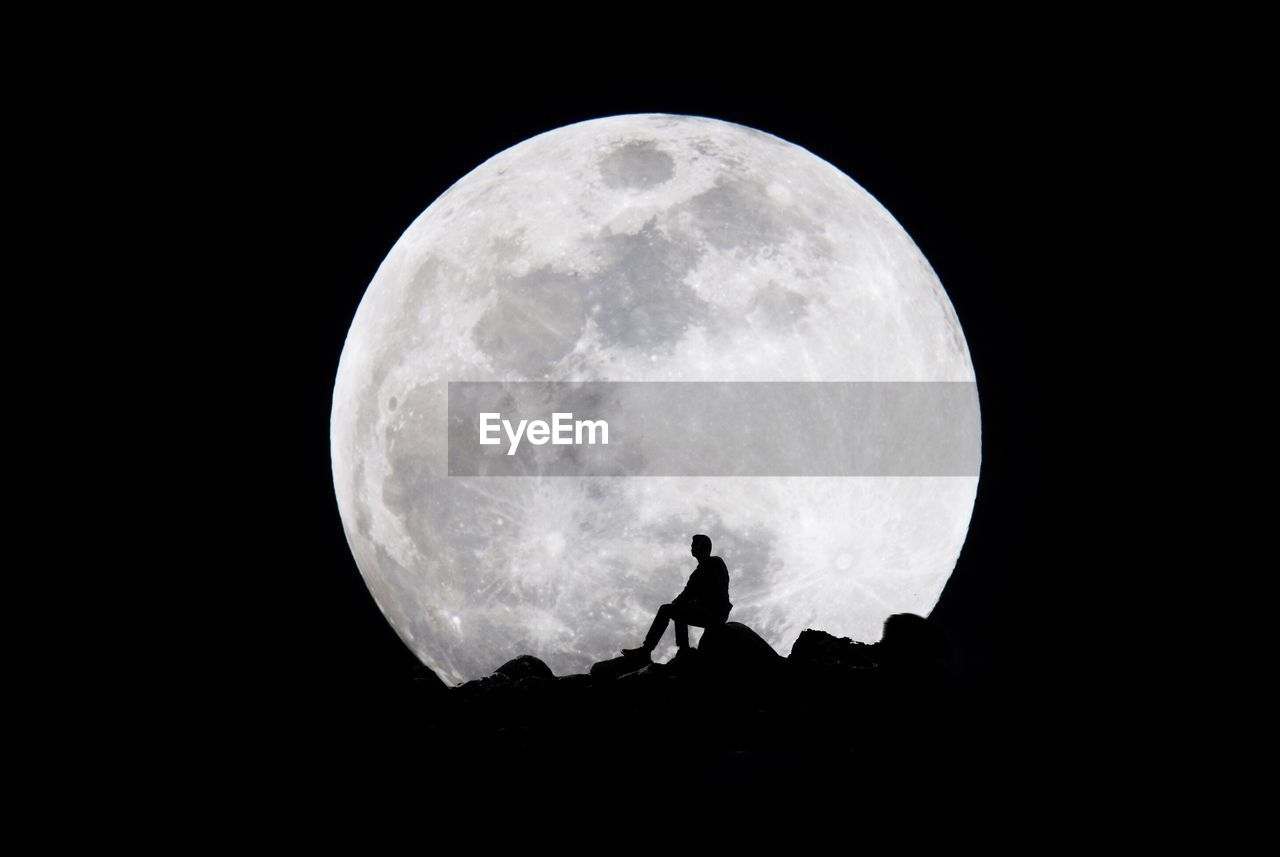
[391,615,997,793]
[200,610,1068,826]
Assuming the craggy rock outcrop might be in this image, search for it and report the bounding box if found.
[397,613,972,791]
[789,628,878,673]
[425,614,950,743]
[495,655,555,682]
[409,663,450,698]
[295,612,1040,803]
[293,610,1033,808]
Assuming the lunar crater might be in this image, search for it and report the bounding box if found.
[599,140,676,190]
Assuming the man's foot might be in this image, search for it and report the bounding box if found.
[620,646,651,660]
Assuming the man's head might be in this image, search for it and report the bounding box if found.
[691,534,712,560]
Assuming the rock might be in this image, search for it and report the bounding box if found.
[410,664,449,697]
[790,629,877,671]
[665,646,702,674]
[449,673,509,705]
[589,653,653,681]
[495,655,555,681]
[880,614,949,665]
[616,662,669,682]
[699,621,784,674]
[413,615,966,781]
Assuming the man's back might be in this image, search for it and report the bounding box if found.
[677,555,732,620]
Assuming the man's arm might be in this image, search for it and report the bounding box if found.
[672,567,700,607]
[685,559,729,613]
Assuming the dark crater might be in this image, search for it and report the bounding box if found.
[599,140,676,190]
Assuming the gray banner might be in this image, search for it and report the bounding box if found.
[447,382,980,477]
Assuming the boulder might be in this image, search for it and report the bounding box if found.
[589,653,653,681]
[699,621,784,674]
[665,646,702,674]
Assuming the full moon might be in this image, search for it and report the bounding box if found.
[331,114,980,684]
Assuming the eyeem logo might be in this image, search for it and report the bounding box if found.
[479,412,610,456]
[451,382,979,477]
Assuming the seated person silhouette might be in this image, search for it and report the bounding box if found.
[621,534,732,661]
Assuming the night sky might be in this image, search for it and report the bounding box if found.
[199,66,1131,808]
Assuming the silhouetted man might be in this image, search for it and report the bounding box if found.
[622,534,732,661]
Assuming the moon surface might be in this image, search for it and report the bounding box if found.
[331,114,980,684]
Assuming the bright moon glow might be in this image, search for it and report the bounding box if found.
[331,114,980,684]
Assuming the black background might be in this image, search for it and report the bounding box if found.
[7,15,1242,831]
[190,62,1145,808]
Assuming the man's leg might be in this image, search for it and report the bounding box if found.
[673,603,722,649]
[627,602,724,658]
[640,603,676,652]
[675,615,689,649]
